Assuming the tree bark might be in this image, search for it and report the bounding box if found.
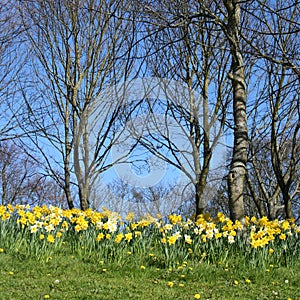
[223,0,248,221]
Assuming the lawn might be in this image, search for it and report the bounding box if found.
[1,253,299,299]
[0,205,299,299]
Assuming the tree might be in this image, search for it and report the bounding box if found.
[240,0,300,79]
[126,0,230,218]
[247,63,299,220]
[221,0,248,221]
[98,177,191,219]
[0,141,64,206]
[243,0,300,219]
[17,0,137,209]
[0,0,24,140]
[2,0,297,220]
[133,0,299,221]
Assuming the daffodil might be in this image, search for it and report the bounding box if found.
[115,233,124,243]
[125,232,133,242]
[167,235,177,245]
[47,234,55,243]
[96,233,105,241]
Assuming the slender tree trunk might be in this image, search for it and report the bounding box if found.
[284,195,294,219]
[64,150,74,209]
[270,66,296,220]
[1,163,7,205]
[195,170,210,217]
[64,102,74,210]
[223,0,248,221]
[193,46,212,218]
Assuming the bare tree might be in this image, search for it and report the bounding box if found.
[126,0,230,218]
[243,0,300,219]
[240,0,300,79]
[4,0,297,220]
[218,0,249,221]
[247,61,299,219]
[96,177,193,219]
[138,0,300,221]
[0,0,25,140]
[17,0,137,209]
[0,141,64,206]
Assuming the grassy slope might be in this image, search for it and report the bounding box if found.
[0,253,299,300]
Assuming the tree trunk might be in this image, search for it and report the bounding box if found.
[284,194,294,219]
[64,137,74,210]
[64,99,74,210]
[223,0,248,221]
[1,162,7,205]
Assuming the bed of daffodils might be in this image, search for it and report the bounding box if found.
[0,204,299,268]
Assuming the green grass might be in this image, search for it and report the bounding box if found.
[1,206,299,299]
[1,253,299,300]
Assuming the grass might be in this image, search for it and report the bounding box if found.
[0,252,299,299]
[0,205,299,299]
